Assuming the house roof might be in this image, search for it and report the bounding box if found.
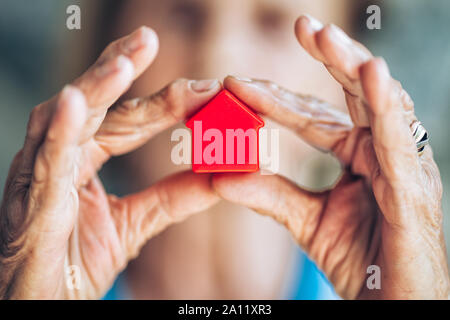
[186,89,264,129]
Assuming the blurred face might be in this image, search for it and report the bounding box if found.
[116,0,349,92]
[113,0,350,185]
[108,0,351,299]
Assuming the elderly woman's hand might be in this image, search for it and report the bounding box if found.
[213,15,450,299]
[0,27,221,299]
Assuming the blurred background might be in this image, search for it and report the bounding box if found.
[1,0,450,299]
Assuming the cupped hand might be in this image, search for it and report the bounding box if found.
[213,15,449,299]
[0,27,221,299]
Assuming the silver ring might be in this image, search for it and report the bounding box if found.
[411,120,429,155]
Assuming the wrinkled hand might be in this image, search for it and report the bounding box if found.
[213,15,450,299]
[0,27,221,299]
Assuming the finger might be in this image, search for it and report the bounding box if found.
[294,15,327,63]
[8,89,86,296]
[74,26,158,109]
[212,171,380,300]
[295,16,364,94]
[20,102,55,174]
[72,26,159,140]
[359,58,421,185]
[315,23,373,127]
[299,16,420,176]
[109,171,220,259]
[28,86,87,234]
[94,78,221,156]
[96,26,158,80]
[57,26,158,137]
[19,27,159,175]
[295,15,372,80]
[211,172,327,250]
[315,24,372,80]
[223,76,352,154]
[295,15,373,127]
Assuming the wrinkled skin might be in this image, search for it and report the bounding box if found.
[213,16,449,299]
[0,15,449,299]
[0,27,221,299]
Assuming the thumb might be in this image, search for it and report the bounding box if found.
[109,171,220,260]
[28,86,87,246]
[211,172,327,249]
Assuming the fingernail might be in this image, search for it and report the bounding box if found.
[190,79,219,92]
[303,14,323,31]
[230,75,252,83]
[96,55,128,77]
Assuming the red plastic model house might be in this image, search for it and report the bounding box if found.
[186,89,264,173]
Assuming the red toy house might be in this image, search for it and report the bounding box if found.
[186,89,264,173]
